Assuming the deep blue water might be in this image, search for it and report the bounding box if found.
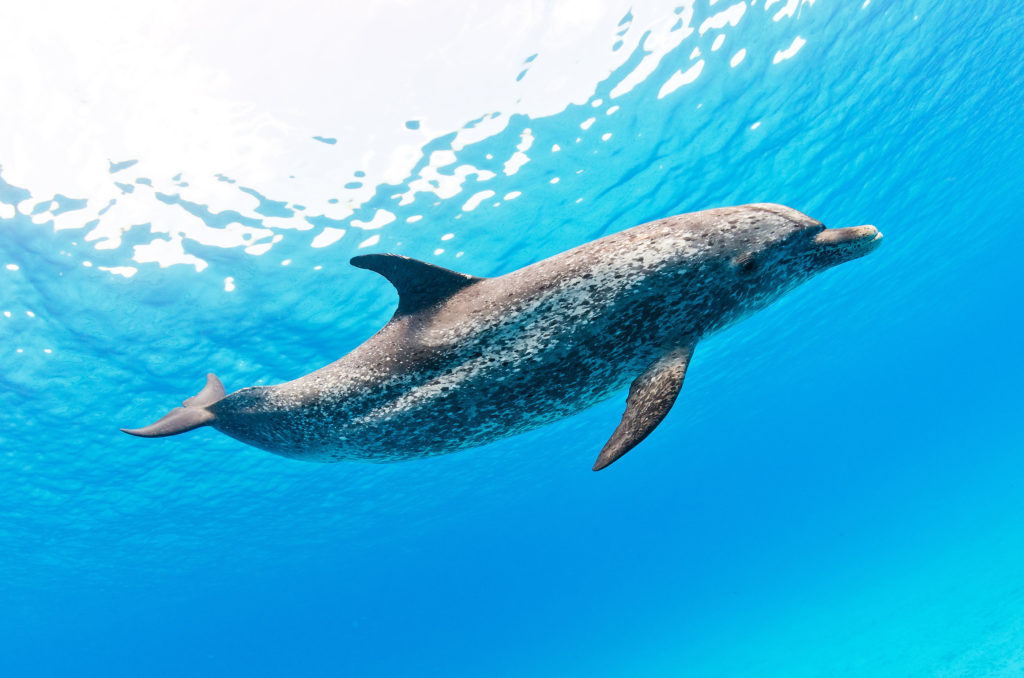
[3,1,1024,675]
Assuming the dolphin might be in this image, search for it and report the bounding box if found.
[122,203,882,470]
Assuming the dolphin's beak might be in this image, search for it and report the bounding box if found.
[813,225,883,263]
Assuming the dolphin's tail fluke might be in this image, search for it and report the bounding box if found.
[121,373,225,438]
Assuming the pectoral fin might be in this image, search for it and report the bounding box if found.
[592,347,694,471]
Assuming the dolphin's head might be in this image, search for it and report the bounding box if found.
[705,203,882,325]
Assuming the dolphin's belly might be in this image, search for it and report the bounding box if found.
[217,343,647,463]
[333,344,647,462]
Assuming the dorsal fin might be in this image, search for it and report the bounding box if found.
[351,254,484,316]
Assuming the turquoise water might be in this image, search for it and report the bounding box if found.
[3,1,1023,675]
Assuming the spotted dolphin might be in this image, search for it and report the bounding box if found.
[122,203,881,470]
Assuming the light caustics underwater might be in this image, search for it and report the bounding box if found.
[2,1,1024,676]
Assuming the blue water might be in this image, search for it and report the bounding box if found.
[3,1,1023,675]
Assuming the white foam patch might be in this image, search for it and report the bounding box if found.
[311,227,346,248]
[399,159,491,205]
[698,2,747,35]
[658,60,705,99]
[351,209,396,230]
[773,36,807,64]
[91,195,276,265]
[730,48,747,67]
[611,6,696,99]
[262,216,313,232]
[245,242,273,256]
[462,190,496,211]
[451,114,510,152]
[503,128,535,176]
[503,152,530,176]
[98,265,138,278]
[242,233,281,256]
[132,237,208,271]
[770,0,814,22]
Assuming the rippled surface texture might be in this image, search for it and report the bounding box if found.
[3,1,1023,675]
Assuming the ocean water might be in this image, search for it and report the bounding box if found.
[2,1,1023,675]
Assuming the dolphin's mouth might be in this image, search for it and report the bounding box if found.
[813,225,883,262]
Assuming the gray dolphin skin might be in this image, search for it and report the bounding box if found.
[122,203,882,470]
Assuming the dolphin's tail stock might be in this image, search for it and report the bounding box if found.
[121,373,225,438]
